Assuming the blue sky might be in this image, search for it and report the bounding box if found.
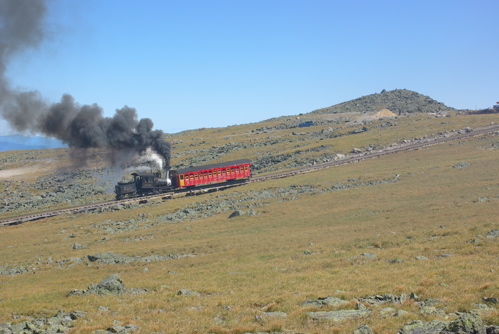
[3,0,498,135]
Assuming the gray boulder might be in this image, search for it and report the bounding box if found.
[67,274,145,296]
[228,210,242,218]
[89,274,126,295]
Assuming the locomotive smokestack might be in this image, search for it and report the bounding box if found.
[0,0,171,168]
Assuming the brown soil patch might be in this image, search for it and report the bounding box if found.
[376,108,397,117]
[0,167,40,180]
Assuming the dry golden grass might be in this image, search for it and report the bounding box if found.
[0,113,499,333]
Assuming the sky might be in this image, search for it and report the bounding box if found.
[2,0,498,136]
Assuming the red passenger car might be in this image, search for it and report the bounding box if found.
[171,159,252,188]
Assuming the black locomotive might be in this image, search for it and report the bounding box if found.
[114,171,174,200]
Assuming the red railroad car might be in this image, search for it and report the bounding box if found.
[115,159,252,199]
[171,159,252,188]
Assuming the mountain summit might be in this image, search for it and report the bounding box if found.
[311,89,456,115]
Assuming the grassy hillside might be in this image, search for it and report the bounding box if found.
[0,97,498,333]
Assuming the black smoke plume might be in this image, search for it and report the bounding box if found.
[0,0,171,169]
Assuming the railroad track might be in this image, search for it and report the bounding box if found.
[250,123,499,182]
[1,123,498,227]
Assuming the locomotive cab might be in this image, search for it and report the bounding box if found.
[131,172,156,192]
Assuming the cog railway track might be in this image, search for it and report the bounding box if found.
[1,123,498,227]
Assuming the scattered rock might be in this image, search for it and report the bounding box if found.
[482,297,499,304]
[332,182,344,190]
[67,274,146,296]
[453,161,470,168]
[0,265,32,276]
[437,253,454,258]
[360,252,377,259]
[359,293,407,306]
[103,324,140,333]
[380,307,397,317]
[257,311,287,320]
[92,274,126,295]
[301,296,349,307]
[177,289,201,296]
[388,258,405,263]
[486,230,499,239]
[398,319,448,334]
[397,309,410,317]
[228,210,242,218]
[352,147,362,154]
[419,305,445,316]
[86,252,194,265]
[354,324,374,334]
[308,308,371,322]
[466,238,483,244]
[88,252,132,264]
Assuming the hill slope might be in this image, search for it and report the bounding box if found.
[311,89,456,115]
[0,93,498,333]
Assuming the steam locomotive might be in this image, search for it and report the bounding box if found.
[114,159,252,200]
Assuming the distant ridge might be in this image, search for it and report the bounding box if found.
[311,89,456,115]
[0,135,67,151]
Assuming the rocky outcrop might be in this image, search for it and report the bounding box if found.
[300,292,498,333]
[397,312,496,334]
[442,313,486,334]
[0,310,85,334]
[0,168,110,215]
